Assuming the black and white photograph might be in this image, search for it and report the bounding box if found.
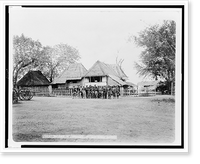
[1,1,188,153]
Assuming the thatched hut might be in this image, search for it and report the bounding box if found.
[83,60,128,87]
[49,63,87,96]
[52,63,87,89]
[16,70,50,96]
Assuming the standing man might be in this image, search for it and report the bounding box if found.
[82,86,86,99]
[88,85,92,99]
[112,86,116,99]
[105,86,108,99]
[103,86,106,99]
[108,86,111,99]
[116,86,120,98]
[72,86,76,99]
[94,85,98,99]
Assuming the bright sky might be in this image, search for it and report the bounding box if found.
[9,7,180,84]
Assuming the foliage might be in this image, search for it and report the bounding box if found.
[156,81,171,94]
[133,20,176,86]
[39,44,80,82]
[13,34,81,85]
[13,34,43,87]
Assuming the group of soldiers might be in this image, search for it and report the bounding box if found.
[71,85,121,99]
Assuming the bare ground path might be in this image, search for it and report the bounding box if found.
[12,95,175,143]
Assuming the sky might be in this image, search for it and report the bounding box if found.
[9,7,180,84]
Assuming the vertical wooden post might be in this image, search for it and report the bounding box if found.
[48,85,52,95]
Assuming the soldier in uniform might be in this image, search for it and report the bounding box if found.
[82,86,86,99]
[107,86,112,99]
[98,86,103,99]
[77,86,79,98]
[86,86,89,98]
[89,86,92,98]
[114,86,118,98]
[88,85,92,99]
[72,86,77,99]
[116,86,120,98]
[94,85,98,98]
[103,86,106,99]
[112,86,115,99]
[79,86,83,98]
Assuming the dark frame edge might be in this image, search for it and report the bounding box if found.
[5,5,9,149]
[4,4,185,150]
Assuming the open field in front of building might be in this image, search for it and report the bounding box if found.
[12,95,175,143]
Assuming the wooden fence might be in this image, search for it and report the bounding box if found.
[52,89,72,96]
[19,88,163,97]
[20,86,50,97]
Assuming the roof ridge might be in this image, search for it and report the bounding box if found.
[98,61,106,76]
[17,70,50,86]
[84,61,99,77]
[79,63,87,76]
[53,62,87,84]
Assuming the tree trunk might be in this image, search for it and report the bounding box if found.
[49,69,54,83]
[169,81,171,95]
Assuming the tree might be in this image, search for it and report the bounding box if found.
[39,43,80,83]
[132,20,176,93]
[13,34,80,86]
[13,34,43,87]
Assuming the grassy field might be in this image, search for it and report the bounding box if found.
[12,95,175,143]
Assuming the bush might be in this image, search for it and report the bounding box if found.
[151,98,175,103]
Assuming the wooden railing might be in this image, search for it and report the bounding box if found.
[52,89,72,96]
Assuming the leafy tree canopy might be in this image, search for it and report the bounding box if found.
[133,20,176,84]
[13,34,43,86]
[13,34,80,86]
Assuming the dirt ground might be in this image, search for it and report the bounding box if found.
[12,95,175,143]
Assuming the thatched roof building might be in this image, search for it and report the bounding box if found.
[17,70,50,86]
[84,60,128,79]
[52,63,87,84]
[83,60,128,86]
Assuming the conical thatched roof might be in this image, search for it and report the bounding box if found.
[17,70,50,86]
[84,60,128,79]
[52,63,87,84]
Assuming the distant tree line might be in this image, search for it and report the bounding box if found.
[13,34,80,86]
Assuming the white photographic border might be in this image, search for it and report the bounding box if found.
[0,1,189,153]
